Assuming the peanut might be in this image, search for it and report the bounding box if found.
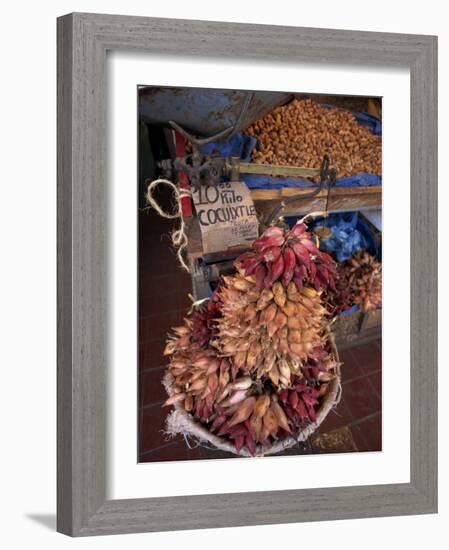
[246,98,382,178]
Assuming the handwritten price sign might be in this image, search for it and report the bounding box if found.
[192,182,259,254]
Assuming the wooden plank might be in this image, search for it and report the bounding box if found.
[367,98,382,119]
[240,162,320,178]
[254,186,382,218]
[360,309,382,332]
[250,185,381,201]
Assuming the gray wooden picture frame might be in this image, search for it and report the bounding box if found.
[57,12,438,537]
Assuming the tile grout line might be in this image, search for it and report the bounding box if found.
[342,348,376,450]
[364,371,382,401]
[139,311,191,323]
[139,440,179,459]
[140,365,167,374]
[341,368,382,386]
[348,410,381,428]
[140,399,165,411]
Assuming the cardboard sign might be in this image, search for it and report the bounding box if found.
[192,182,259,254]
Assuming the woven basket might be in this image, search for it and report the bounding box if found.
[163,331,341,457]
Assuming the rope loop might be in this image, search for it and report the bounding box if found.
[145,178,191,272]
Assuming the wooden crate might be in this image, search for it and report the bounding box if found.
[333,308,381,348]
[360,308,382,333]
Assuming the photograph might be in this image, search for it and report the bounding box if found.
[1,1,440,542]
[138,87,382,462]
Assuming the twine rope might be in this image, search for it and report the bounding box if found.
[145,178,192,273]
[182,433,202,450]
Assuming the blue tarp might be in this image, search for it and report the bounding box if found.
[285,211,381,315]
[200,133,256,163]
[242,172,381,189]
[309,212,369,261]
[340,305,359,316]
[285,211,379,261]
[200,109,382,189]
[352,111,382,135]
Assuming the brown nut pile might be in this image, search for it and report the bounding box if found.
[245,98,382,178]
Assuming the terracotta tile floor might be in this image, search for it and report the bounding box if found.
[138,210,382,462]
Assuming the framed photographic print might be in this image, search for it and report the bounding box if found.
[57,13,437,536]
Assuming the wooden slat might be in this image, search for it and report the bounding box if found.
[254,185,382,218]
[250,185,380,201]
[240,162,320,178]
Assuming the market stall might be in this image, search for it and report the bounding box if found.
[138,87,382,460]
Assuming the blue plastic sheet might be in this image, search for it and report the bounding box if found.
[285,211,379,260]
[309,212,367,261]
[242,172,381,190]
[340,305,359,316]
[352,111,382,135]
[200,109,382,189]
[285,211,380,315]
[200,133,257,163]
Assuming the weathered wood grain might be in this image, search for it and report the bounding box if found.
[253,185,382,218]
[57,13,437,536]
